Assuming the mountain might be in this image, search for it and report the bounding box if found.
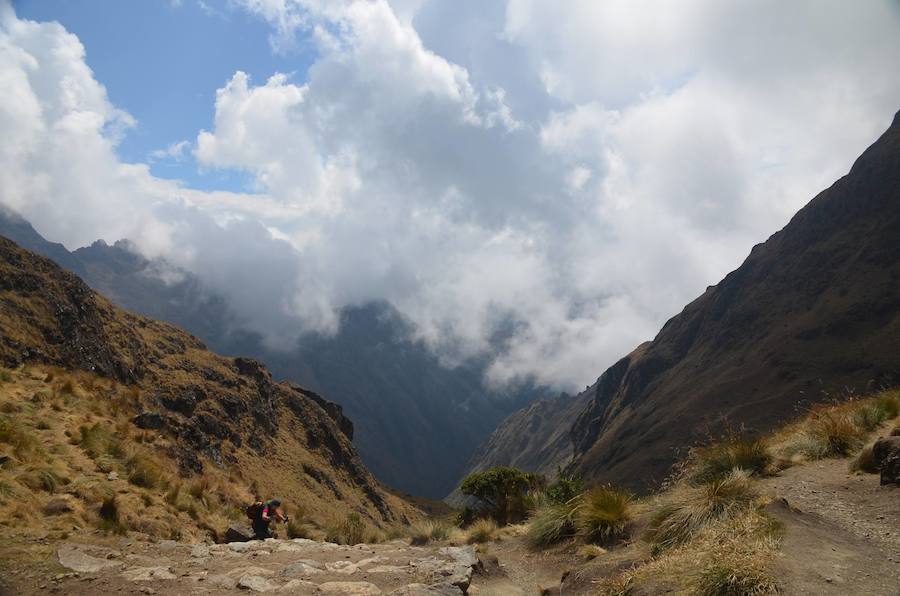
[0,211,541,498]
[0,235,416,525]
[464,111,900,493]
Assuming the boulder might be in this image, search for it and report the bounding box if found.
[237,575,279,592]
[279,579,319,593]
[280,560,323,577]
[873,436,900,485]
[57,545,122,573]
[225,523,255,543]
[133,412,166,430]
[42,498,73,516]
[191,544,210,558]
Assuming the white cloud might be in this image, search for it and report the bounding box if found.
[2,0,900,389]
[149,139,191,162]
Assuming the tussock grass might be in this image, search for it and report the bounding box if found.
[18,468,70,494]
[646,470,756,554]
[124,448,167,489]
[409,519,451,545]
[326,512,368,545]
[577,486,633,545]
[0,414,44,460]
[98,495,127,535]
[527,501,578,548]
[689,438,771,484]
[0,369,12,383]
[287,518,315,539]
[466,518,498,544]
[850,443,879,474]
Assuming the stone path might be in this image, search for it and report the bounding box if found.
[48,538,480,595]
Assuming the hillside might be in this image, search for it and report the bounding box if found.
[0,209,542,498]
[462,111,900,493]
[0,236,418,530]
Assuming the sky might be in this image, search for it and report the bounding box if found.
[2,0,900,390]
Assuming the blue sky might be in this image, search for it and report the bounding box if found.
[14,0,316,192]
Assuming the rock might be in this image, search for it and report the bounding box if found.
[121,566,176,581]
[42,498,73,516]
[318,582,383,595]
[388,584,461,596]
[238,575,279,592]
[191,544,210,558]
[326,561,360,575]
[226,523,255,543]
[437,546,478,568]
[107,471,118,481]
[368,565,408,573]
[873,436,900,485]
[279,579,318,593]
[158,540,179,552]
[132,412,166,430]
[207,574,238,589]
[228,566,276,579]
[57,545,122,574]
[0,454,11,467]
[229,542,256,553]
[280,560,323,577]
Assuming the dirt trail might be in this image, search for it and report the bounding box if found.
[760,458,899,595]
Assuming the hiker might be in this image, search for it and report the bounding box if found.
[247,498,288,539]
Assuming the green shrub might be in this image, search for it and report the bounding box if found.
[459,466,543,525]
[544,468,584,505]
[466,518,498,544]
[690,438,771,484]
[576,487,632,545]
[409,519,451,545]
[527,502,578,548]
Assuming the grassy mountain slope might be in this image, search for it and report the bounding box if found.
[0,236,419,536]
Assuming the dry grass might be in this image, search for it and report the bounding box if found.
[465,518,498,544]
[326,512,368,545]
[526,501,578,548]
[576,486,633,545]
[409,519,451,545]
[688,437,771,484]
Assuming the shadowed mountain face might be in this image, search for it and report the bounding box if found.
[0,211,540,498]
[464,111,900,493]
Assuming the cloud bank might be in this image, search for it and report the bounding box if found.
[2,0,900,389]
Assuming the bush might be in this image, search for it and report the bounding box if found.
[544,468,584,505]
[409,519,451,545]
[466,518,498,544]
[576,487,632,545]
[527,502,578,548]
[690,438,771,484]
[459,466,543,525]
[646,470,756,553]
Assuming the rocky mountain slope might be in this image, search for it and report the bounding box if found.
[0,235,416,526]
[0,208,541,498]
[464,111,900,493]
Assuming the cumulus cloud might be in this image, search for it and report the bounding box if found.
[2,0,900,389]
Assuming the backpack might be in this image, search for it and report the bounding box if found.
[245,501,264,521]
